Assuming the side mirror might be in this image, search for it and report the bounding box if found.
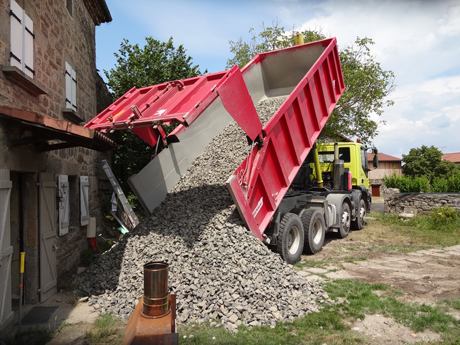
[373,154,379,168]
[373,148,378,155]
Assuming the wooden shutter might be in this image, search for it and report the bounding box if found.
[39,173,57,302]
[58,175,69,236]
[80,176,89,226]
[0,170,14,331]
[71,67,77,111]
[9,0,23,70]
[65,62,72,109]
[23,12,34,78]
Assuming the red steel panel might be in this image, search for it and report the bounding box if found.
[217,66,262,141]
[85,71,230,146]
[228,38,345,240]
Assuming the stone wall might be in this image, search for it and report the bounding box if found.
[0,0,113,303]
[383,188,460,215]
[0,0,99,122]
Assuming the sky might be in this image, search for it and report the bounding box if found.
[95,0,460,158]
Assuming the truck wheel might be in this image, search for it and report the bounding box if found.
[337,202,351,238]
[277,213,304,264]
[351,199,366,230]
[301,209,325,254]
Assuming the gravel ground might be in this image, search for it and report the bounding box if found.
[75,96,330,332]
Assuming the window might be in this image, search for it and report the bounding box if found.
[10,0,34,78]
[65,62,77,111]
[361,147,369,174]
[315,148,351,163]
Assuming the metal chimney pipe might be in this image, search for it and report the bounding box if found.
[143,262,169,316]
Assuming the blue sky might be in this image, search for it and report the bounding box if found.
[96,0,460,158]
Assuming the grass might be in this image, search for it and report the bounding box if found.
[374,212,460,246]
[370,244,429,254]
[86,314,126,345]
[294,259,329,269]
[174,279,460,345]
[438,298,460,311]
[362,212,460,250]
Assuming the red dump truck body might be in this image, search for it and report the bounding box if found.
[227,38,345,240]
[86,38,345,242]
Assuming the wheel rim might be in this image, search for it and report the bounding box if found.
[342,206,350,230]
[288,226,301,254]
[312,219,322,244]
[360,206,366,223]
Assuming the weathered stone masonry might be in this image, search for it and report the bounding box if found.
[383,188,460,215]
[0,0,112,308]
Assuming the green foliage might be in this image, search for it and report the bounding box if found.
[382,172,430,192]
[104,37,205,201]
[105,37,204,99]
[227,21,395,142]
[325,279,459,335]
[378,212,460,243]
[402,145,457,183]
[86,314,125,345]
[226,21,326,68]
[431,206,458,224]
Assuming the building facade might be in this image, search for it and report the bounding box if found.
[0,0,113,332]
[367,153,402,196]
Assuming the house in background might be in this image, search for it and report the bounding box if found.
[443,152,460,165]
[0,0,114,333]
[367,153,402,196]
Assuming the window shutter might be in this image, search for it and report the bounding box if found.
[58,175,69,236]
[9,0,23,71]
[71,67,77,111]
[65,62,72,109]
[80,176,89,226]
[23,12,34,78]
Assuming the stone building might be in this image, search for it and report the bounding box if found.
[367,152,402,196]
[0,0,114,332]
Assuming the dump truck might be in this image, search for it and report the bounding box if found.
[86,37,377,264]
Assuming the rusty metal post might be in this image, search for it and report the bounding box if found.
[123,262,178,345]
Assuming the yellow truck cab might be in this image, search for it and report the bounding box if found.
[314,142,371,190]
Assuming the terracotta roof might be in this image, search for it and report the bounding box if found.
[367,152,402,162]
[83,0,112,25]
[443,152,460,163]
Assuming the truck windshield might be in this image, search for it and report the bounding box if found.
[317,147,350,163]
[361,147,369,176]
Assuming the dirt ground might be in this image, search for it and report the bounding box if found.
[295,218,460,344]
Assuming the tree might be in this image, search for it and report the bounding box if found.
[402,145,457,183]
[104,37,205,203]
[226,22,395,143]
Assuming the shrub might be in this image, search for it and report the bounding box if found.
[382,172,400,189]
[431,206,458,223]
[431,177,449,193]
[382,173,430,192]
[447,170,460,192]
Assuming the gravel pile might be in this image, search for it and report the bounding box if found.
[75,96,329,331]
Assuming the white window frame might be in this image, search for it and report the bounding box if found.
[10,0,34,78]
[65,62,77,112]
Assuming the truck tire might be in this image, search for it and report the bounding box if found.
[301,209,325,254]
[351,199,366,230]
[277,213,304,264]
[337,202,351,238]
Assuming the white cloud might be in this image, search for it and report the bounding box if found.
[437,5,460,36]
[292,0,460,156]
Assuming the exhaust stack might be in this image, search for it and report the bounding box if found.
[123,262,178,345]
